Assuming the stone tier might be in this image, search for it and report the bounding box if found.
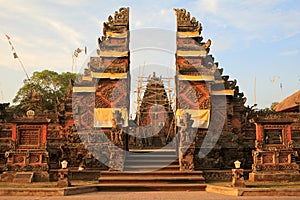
[249,172,300,182]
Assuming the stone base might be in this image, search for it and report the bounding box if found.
[34,171,50,182]
[57,179,71,187]
[203,170,252,181]
[232,169,245,188]
[13,172,34,183]
[0,172,15,182]
[109,146,125,171]
[179,144,195,171]
[0,171,49,182]
[49,169,101,181]
[249,172,300,182]
[232,180,246,188]
[57,169,71,187]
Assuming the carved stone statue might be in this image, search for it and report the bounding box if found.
[179,112,196,171]
[179,113,194,145]
[108,113,126,171]
[110,119,124,146]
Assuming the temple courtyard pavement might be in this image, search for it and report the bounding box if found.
[0,191,299,200]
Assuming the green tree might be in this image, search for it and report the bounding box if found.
[12,70,76,114]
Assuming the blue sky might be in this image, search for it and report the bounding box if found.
[0,0,300,109]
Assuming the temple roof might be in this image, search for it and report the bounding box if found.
[274,90,300,112]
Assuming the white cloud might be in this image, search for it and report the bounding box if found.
[43,18,82,47]
[133,20,143,28]
[211,37,234,52]
[47,0,86,6]
[196,0,220,14]
[0,0,88,72]
[189,0,300,43]
[280,50,299,56]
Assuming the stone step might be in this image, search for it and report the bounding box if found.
[100,171,204,177]
[98,176,205,184]
[97,183,207,192]
[97,148,204,192]
[125,159,178,165]
[126,156,178,160]
[126,152,177,157]
[126,154,177,158]
[124,164,180,172]
[127,149,177,154]
[125,149,180,171]
[98,170,205,191]
[13,172,34,183]
[125,157,177,163]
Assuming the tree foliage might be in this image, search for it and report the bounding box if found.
[12,70,76,114]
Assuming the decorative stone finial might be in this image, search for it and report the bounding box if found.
[174,8,202,33]
[103,7,129,35]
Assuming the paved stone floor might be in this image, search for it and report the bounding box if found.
[0,191,300,200]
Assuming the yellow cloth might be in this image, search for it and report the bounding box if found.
[91,72,127,79]
[98,50,128,57]
[177,50,207,57]
[73,87,95,92]
[176,109,210,128]
[211,90,234,96]
[94,108,128,127]
[105,31,127,38]
[177,31,200,37]
[178,74,215,81]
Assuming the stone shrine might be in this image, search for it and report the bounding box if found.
[249,114,300,181]
[3,110,50,182]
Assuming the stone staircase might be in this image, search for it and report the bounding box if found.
[124,149,179,171]
[98,149,206,191]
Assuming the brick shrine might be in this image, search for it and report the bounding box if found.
[2,110,50,181]
[249,114,300,181]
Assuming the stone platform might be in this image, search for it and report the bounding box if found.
[249,172,300,182]
[206,185,300,196]
[0,185,98,196]
[98,171,206,191]
[1,184,300,196]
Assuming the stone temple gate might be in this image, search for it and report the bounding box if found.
[1,7,299,184]
[72,7,252,173]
